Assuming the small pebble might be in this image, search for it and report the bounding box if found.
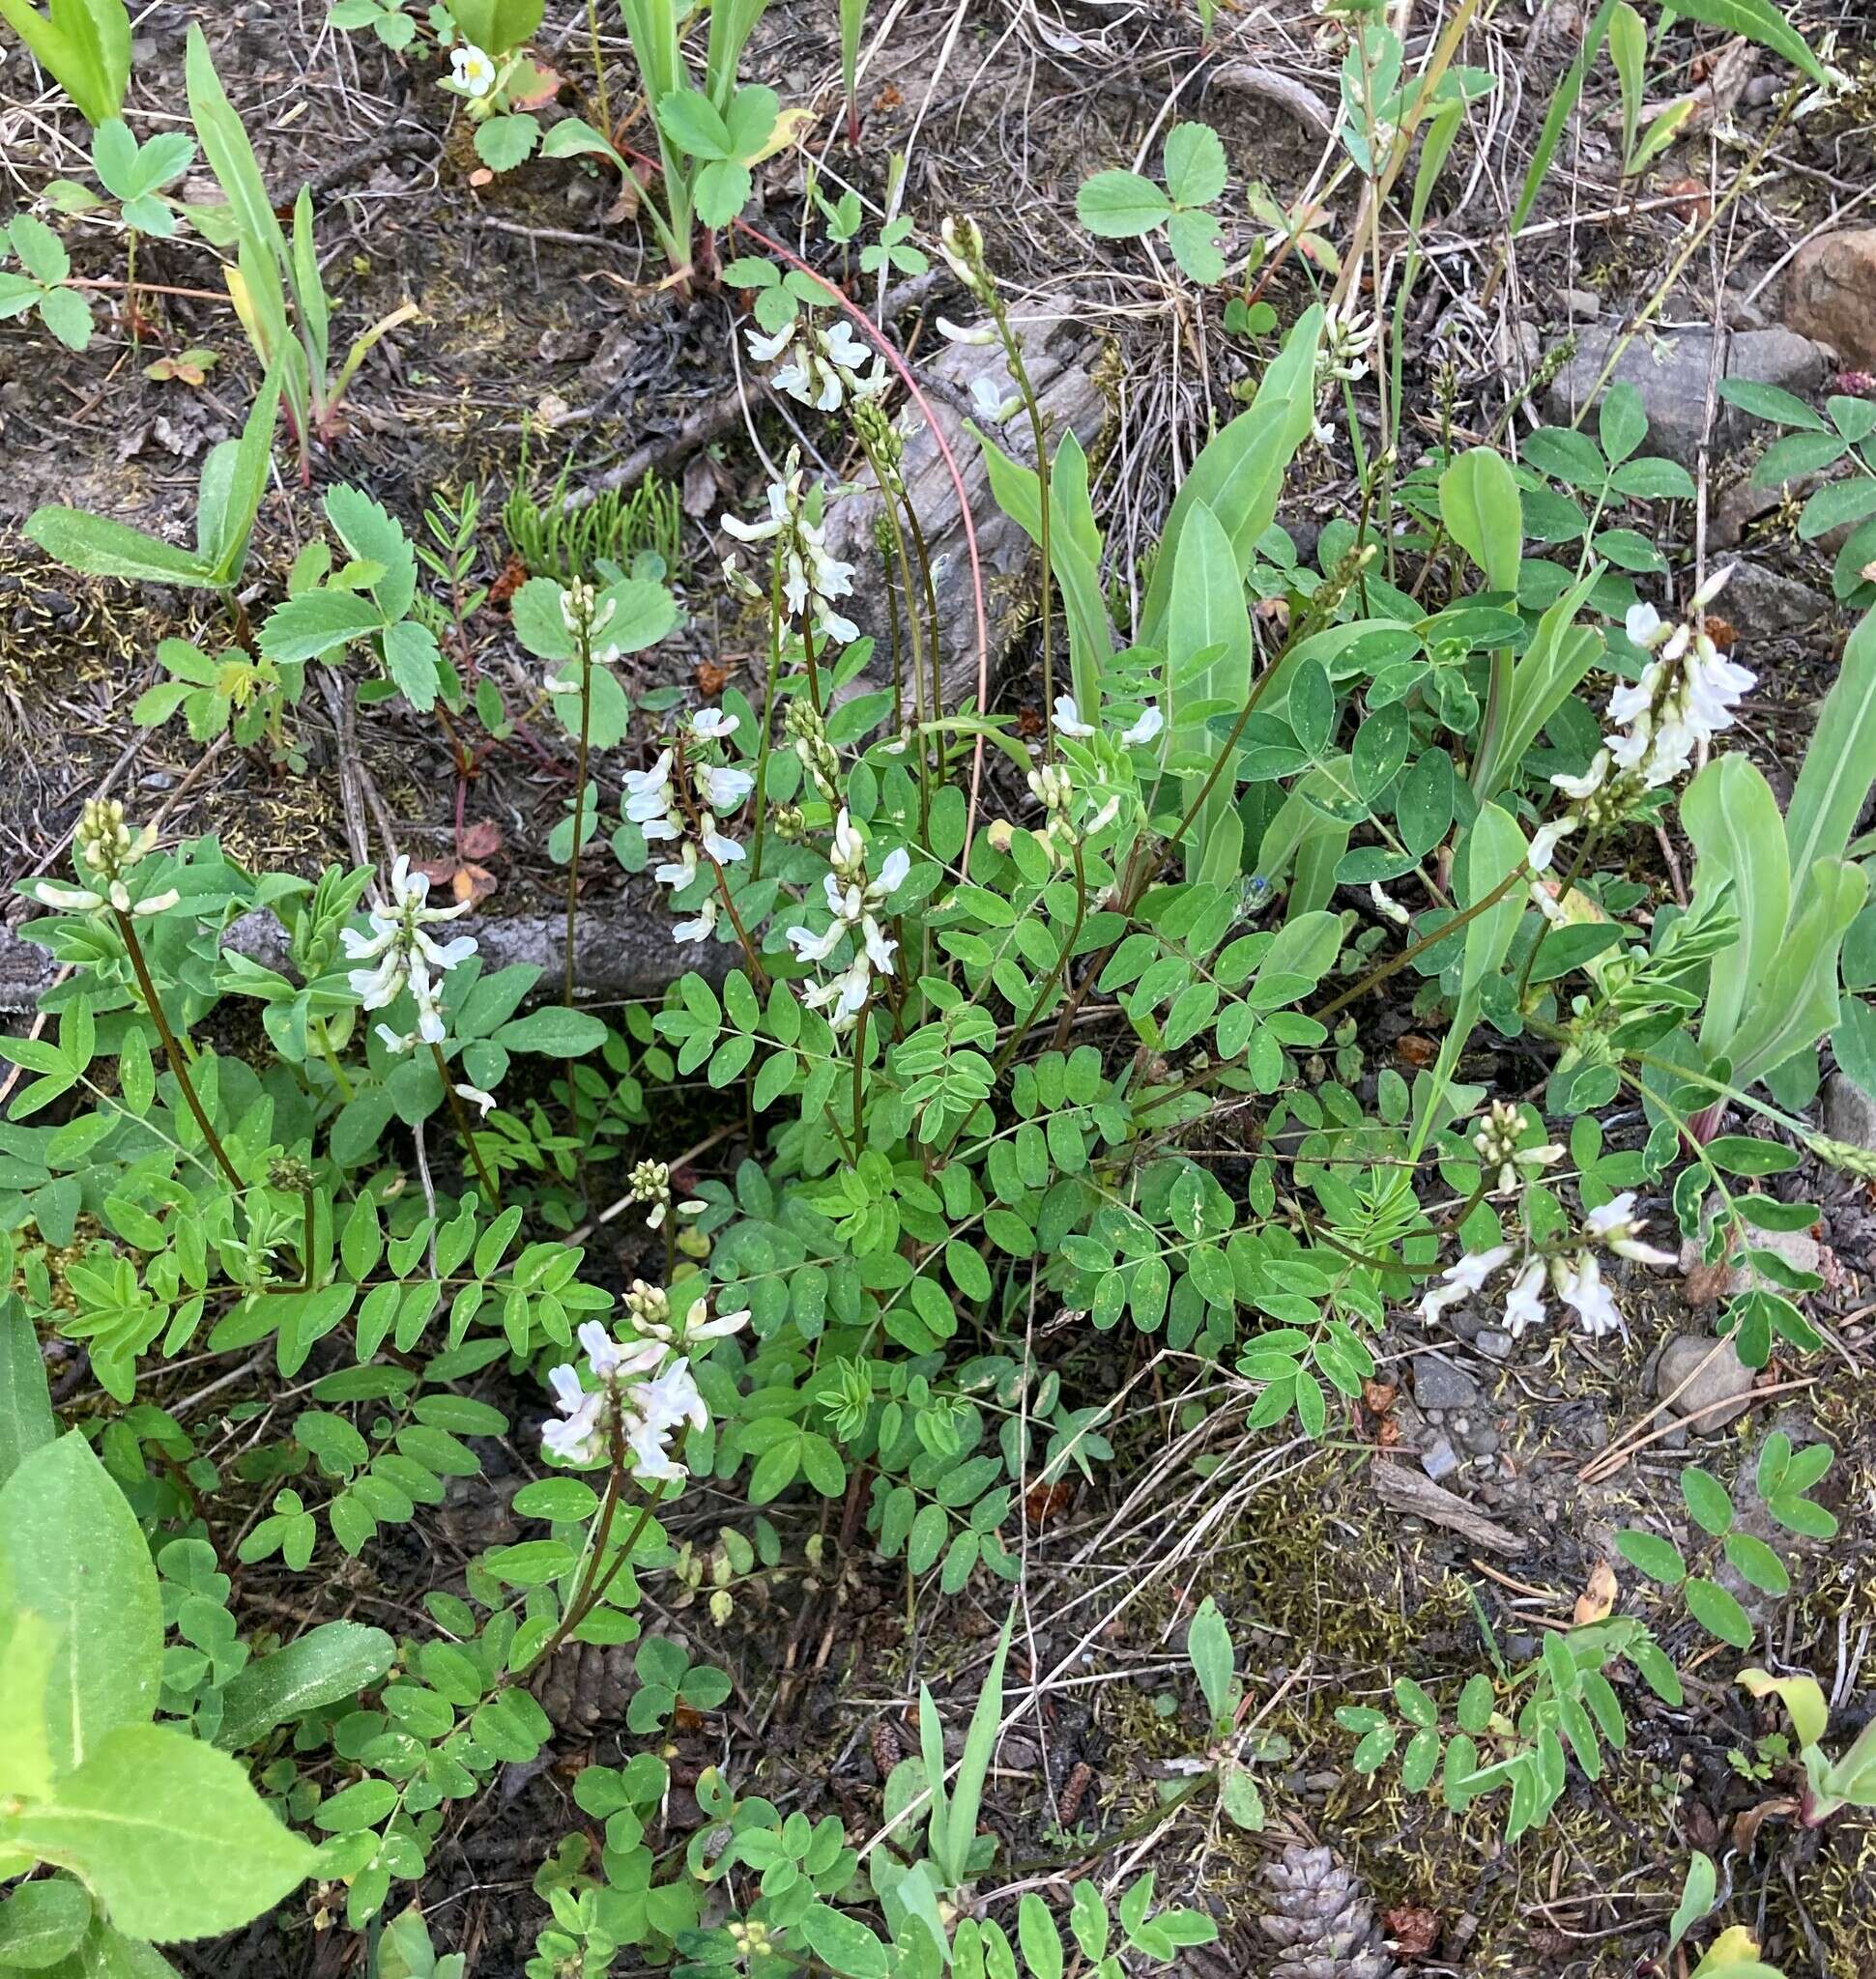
[1474,1329,1514,1362]
[1421,1435,1460,1481]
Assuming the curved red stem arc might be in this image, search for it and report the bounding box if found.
[727,215,994,864]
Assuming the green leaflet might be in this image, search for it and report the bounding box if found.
[1682,754,1789,1058]
[1137,305,1323,650]
[1668,0,1827,85]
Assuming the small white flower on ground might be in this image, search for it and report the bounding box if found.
[1504,1258,1547,1337]
[1554,1251,1626,1338]
[450,43,497,97]
[1417,1244,1513,1326]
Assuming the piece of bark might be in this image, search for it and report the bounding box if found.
[1371,1458,1526,1556]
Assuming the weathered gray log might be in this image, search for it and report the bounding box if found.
[819,321,1107,710]
[0,889,730,1016]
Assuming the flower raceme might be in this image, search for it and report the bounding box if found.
[784,809,910,1027]
[1417,1192,1676,1340]
[746,317,886,413]
[342,854,477,1051]
[624,713,757,947]
[540,1299,749,1473]
[1529,567,1753,875]
[26,799,178,919]
[721,454,860,646]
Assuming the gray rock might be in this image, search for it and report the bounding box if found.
[1462,1421,1501,1457]
[1542,325,1833,466]
[1654,1333,1756,1433]
[1724,560,1831,639]
[1420,1435,1460,1481]
[1823,1071,1876,1150]
[1559,288,1602,323]
[1474,1329,1515,1362]
[1678,1213,1825,1297]
[1412,1356,1479,1412]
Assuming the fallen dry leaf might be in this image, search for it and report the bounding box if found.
[416,856,498,907]
[695,658,731,698]
[460,818,503,863]
[1384,1906,1439,1958]
[1395,1034,1439,1068]
[488,554,530,608]
[1362,1378,1399,1417]
[1025,1479,1075,1527]
[1731,1796,1797,1853]
[1573,1560,1618,1626]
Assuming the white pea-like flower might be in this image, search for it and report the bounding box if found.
[1416,1244,1514,1326]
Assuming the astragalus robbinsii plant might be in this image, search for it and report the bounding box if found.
[3,0,1869,1969]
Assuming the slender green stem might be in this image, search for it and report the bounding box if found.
[587,0,612,140]
[993,301,1054,743]
[114,909,244,1192]
[1311,865,1527,1024]
[564,633,593,1009]
[429,1039,500,1205]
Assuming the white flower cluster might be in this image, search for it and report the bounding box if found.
[343,854,476,1050]
[543,579,624,696]
[622,1158,705,1232]
[1417,1193,1677,1341]
[746,316,885,412]
[786,809,909,1027]
[623,714,757,947]
[27,800,178,920]
[1530,567,1753,876]
[1052,693,1165,750]
[722,456,859,647]
[541,1298,749,1473]
[1471,1099,1565,1197]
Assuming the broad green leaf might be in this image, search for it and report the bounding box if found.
[1460,803,1527,998]
[1729,856,1867,1087]
[974,426,1113,714]
[23,507,215,588]
[256,589,386,662]
[1785,607,1876,913]
[215,1622,395,1750]
[0,1611,59,1801]
[1681,1466,1735,1536]
[1474,570,1602,800]
[0,1290,56,1487]
[1739,1666,1829,1748]
[1438,447,1521,589]
[1138,305,1323,648]
[1668,1850,1716,1952]
[1683,754,1789,1058]
[0,0,129,126]
[1185,1597,1234,1724]
[1167,500,1253,883]
[0,1723,315,1940]
[1667,0,1826,83]
[0,1432,161,1772]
